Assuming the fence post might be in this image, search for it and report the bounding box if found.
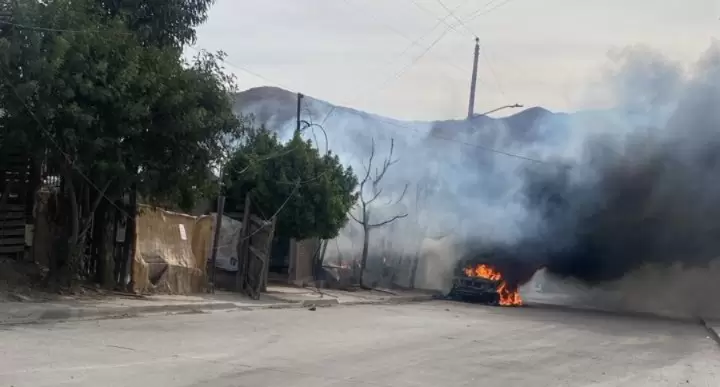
[209,195,225,293]
[235,195,251,292]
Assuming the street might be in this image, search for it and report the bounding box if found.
[1,301,719,386]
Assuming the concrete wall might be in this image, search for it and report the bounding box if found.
[415,235,458,293]
[288,238,319,286]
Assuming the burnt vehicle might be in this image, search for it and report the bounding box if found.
[446,244,540,306]
[447,274,501,305]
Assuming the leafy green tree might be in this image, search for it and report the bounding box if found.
[0,0,240,282]
[94,0,215,49]
[224,128,358,240]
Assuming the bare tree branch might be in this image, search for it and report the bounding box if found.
[386,183,409,206]
[366,187,383,205]
[372,138,397,187]
[348,211,362,225]
[368,213,408,229]
[79,179,114,241]
[358,138,375,198]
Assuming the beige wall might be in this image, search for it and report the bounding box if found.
[132,206,212,294]
[288,238,319,285]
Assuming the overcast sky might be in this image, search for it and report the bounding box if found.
[190,0,718,120]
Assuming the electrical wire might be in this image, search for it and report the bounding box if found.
[481,47,508,99]
[185,45,294,92]
[465,0,517,21]
[0,65,131,219]
[320,18,461,126]
[0,28,325,231]
[0,20,133,35]
[3,20,545,166]
[431,0,478,38]
[409,0,464,35]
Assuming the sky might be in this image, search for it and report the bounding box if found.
[190,0,719,121]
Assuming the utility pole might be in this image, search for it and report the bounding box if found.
[296,92,304,133]
[467,37,480,120]
[209,193,225,294]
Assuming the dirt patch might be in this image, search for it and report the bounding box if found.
[0,258,51,302]
[0,258,144,303]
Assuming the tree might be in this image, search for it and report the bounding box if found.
[0,0,240,283]
[349,138,409,287]
[223,128,358,240]
[94,0,215,49]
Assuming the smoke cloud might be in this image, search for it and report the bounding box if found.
[237,41,720,296]
[508,42,720,285]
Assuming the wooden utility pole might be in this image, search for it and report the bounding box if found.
[467,37,480,119]
[235,195,251,292]
[296,92,304,133]
[121,183,137,290]
[209,195,225,293]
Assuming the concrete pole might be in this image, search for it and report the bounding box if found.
[467,38,480,120]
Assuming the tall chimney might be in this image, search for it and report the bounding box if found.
[467,37,480,120]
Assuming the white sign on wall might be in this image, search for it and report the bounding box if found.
[178,224,187,241]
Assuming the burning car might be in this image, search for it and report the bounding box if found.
[448,262,523,306]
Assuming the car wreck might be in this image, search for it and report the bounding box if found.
[448,275,502,305]
[447,260,523,306]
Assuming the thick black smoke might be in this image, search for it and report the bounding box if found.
[467,42,720,286]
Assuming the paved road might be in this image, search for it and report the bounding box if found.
[1,301,718,386]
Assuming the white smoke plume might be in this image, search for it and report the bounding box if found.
[234,41,720,298]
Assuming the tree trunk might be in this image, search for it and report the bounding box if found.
[410,256,419,289]
[122,183,137,290]
[65,175,81,281]
[359,224,370,288]
[94,202,115,287]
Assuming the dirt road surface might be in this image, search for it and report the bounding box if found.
[1,301,718,386]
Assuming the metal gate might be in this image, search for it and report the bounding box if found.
[234,196,277,299]
[0,152,37,259]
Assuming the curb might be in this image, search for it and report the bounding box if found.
[0,294,436,326]
[0,302,242,326]
[301,299,339,307]
[342,295,436,307]
[699,318,720,348]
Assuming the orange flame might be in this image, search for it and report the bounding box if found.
[463,264,523,306]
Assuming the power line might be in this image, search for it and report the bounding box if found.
[0,21,300,96]
[409,0,469,37]
[0,36,321,235]
[362,113,549,164]
[412,0,512,104]
[0,20,134,35]
[185,45,295,92]
[320,10,468,126]
[375,24,455,96]
[465,0,518,21]
[338,0,472,81]
[341,0,419,46]
[0,64,131,220]
[323,0,514,126]
[3,20,542,165]
[481,47,508,99]
[432,0,478,38]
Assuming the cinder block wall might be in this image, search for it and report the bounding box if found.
[290,238,319,285]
